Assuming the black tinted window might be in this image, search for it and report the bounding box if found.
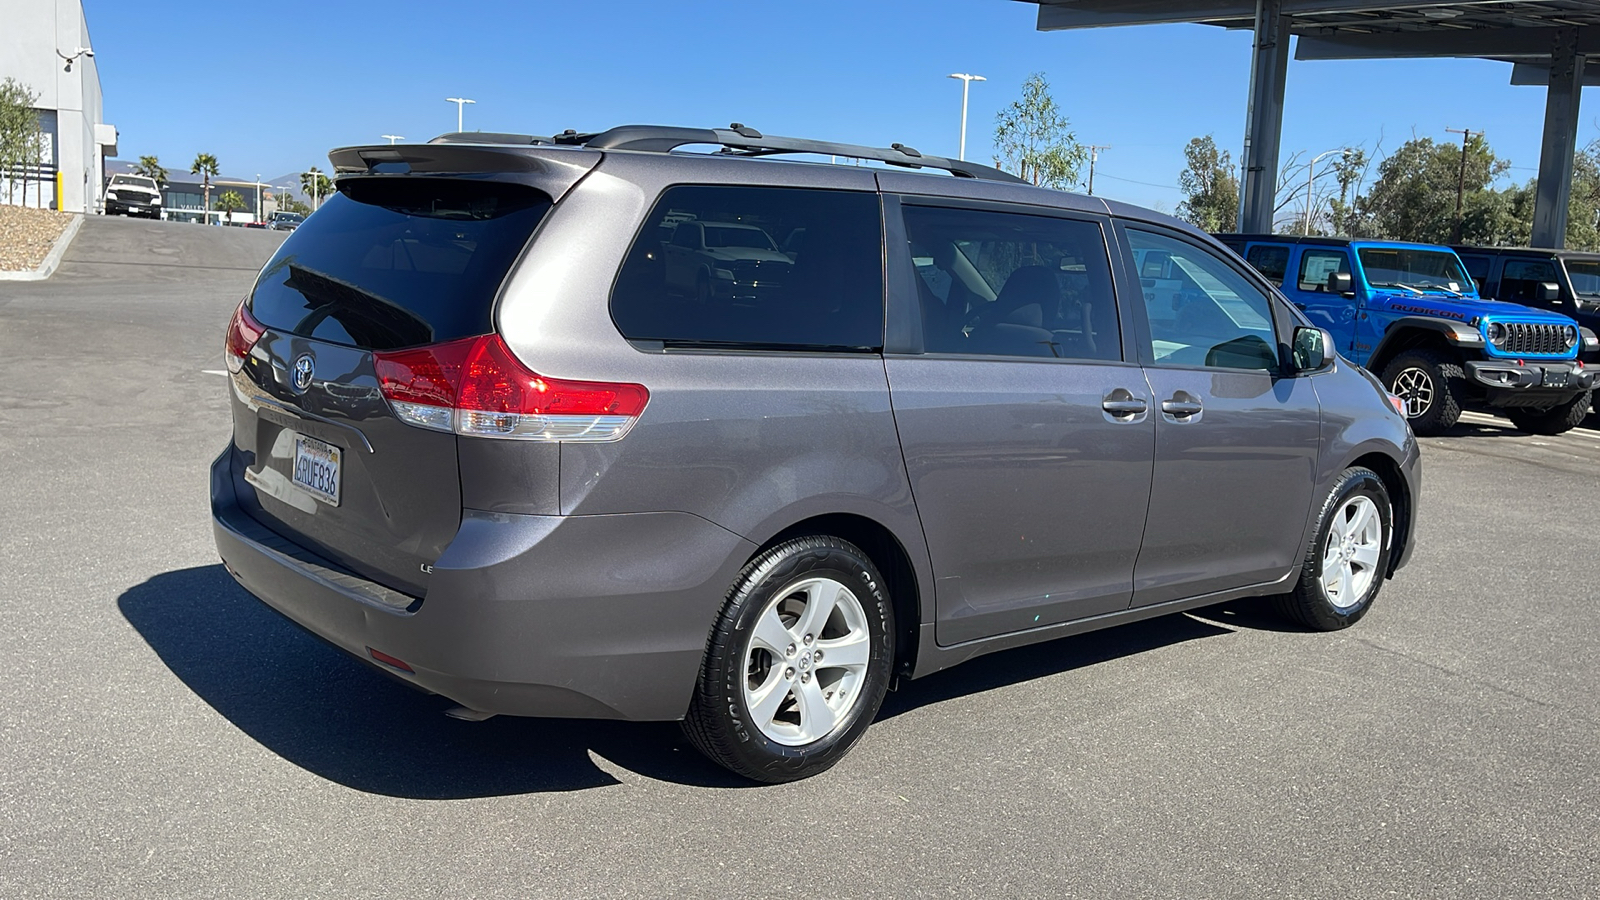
[1245,244,1290,283]
[249,179,551,351]
[1459,254,1491,281]
[611,186,884,350]
[902,205,1120,360]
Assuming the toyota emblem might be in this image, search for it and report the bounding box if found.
[290,354,315,393]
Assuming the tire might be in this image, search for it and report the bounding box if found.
[1381,349,1464,435]
[682,535,895,783]
[1272,466,1393,631]
[1507,390,1592,435]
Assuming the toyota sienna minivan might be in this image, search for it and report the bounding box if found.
[212,124,1419,782]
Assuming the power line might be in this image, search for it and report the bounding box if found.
[1095,171,1182,191]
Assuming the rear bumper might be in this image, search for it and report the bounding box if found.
[1465,359,1592,407]
[210,449,755,721]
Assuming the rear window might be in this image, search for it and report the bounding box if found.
[1244,244,1290,284]
[610,185,884,350]
[248,178,551,351]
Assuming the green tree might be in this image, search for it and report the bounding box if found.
[0,77,44,205]
[992,73,1087,190]
[191,152,219,223]
[215,189,246,225]
[1176,135,1239,232]
[275,191,310,215]
[300,167,333,209]
[1356,135,1508,244]
[132,155,167,185]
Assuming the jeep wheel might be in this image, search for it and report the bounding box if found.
[1507,389,1593,435]
[1273,466,1393,631]
[1382,349,1463,435]
[683,536,894,783]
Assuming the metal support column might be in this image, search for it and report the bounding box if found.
[1531,27,1585,249]
[1238,0,1290,233]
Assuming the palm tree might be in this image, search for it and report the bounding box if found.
[215,189,246,225]
[299,167,332,210]
[133,155,167,185]
[191,152,219,223]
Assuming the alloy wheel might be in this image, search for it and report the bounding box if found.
[1391,367,1434,419]
[1321,495,1383,610]
[742,577,872,746]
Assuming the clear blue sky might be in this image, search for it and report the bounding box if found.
[85,0,1595,209]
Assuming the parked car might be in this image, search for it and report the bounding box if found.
[104,174,162,219]
[1219,235,1595,435]
[213,125,1419,783]
[1452,245,1600,367]
[266,211,305,232]
[662,219,793,303]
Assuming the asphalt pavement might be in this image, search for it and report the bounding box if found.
[1,215,1597,899]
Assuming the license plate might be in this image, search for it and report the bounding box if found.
[1543,369,1570,388]
[292,435,341,505]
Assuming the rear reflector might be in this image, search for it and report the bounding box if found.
[367,647,414,673]
[373,334,649,443]
[224,300,265,374]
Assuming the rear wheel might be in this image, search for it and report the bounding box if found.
[1381,349,1464,435]
[1507,390,1592,435]
[683,536,894,783]
[1273,467,1393,631]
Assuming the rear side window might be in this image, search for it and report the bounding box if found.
[902,204,1120,360]
[249,179,552,351]
[610,186,884,350]
[1244,244,1290,284]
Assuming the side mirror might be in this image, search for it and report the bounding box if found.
[1327,271,1355,295]
[1292,326,1329,371]
[1537,281,1561,303]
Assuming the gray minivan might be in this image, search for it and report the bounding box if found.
[212,125,1420,782]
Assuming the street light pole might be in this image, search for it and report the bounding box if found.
[947,73,985,161]
[1303,148,1351,236]
[382,134,405,144]
[446,97,476,132]
[255,174,262,224]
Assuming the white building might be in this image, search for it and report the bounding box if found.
[0,0,115,213]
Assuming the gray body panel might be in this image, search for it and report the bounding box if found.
[211,140,1422,721]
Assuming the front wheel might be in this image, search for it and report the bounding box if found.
[1381,349,1464,435]
[1273,466,1393,631]
[1507,390,1592,435]
[683,536,895,783]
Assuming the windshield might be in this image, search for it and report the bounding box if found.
[703,225,777,250]
[111,176,156,188]
[1356,248,1471,295]
[1565,259,1600,297]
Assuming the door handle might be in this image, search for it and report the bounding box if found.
[1101,398,1148,414]
[1160,399,1204,417]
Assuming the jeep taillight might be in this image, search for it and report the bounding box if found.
[373,334,649,443]
[224,300,265,374]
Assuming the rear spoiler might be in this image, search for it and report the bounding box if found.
[326,143,599,196]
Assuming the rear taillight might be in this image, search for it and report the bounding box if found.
[224,300,265,374]
[373,334,649,443]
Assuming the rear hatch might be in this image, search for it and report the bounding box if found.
[225,151,592,596]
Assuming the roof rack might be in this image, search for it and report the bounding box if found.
[430,123,1024,183]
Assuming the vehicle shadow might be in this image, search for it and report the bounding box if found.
[121,566,1238,797]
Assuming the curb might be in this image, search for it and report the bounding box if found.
[0,214,85,282]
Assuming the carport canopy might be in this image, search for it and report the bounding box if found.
[1025,1,1600,247]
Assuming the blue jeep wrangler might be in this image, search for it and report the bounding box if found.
[1218,235,1595,435]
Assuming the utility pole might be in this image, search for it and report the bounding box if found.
[1086,144,1110,195]
[1445,127,1481,242]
